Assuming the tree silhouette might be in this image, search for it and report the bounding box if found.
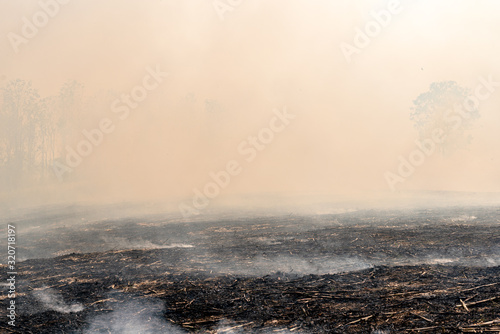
[411,81,480,155]
[0,79,90,189]
[0,80,43,187]
[56,80,86,154]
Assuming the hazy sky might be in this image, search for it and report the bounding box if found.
[1,0,500,207]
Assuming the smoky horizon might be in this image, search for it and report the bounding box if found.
[1,3,500,332]
[1,0,500,213]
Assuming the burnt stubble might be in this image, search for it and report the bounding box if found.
[1,206,499,333]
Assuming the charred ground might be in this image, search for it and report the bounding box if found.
[1,206,499,333]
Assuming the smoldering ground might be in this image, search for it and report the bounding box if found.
[78,292,309,333]
[9,245,499,333]
[2,203,498,333]
[4,202,500,271]
[33,287,84,314]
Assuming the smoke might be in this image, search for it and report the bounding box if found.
[382,252,500,267]
[1,1,500,209]
[82,296,185,334]
[205,253,500,276]
[445,215,477,222]
[81,294,307,334]
[101,236,194,251]
[33,287,84,314]
[208,255,373,276]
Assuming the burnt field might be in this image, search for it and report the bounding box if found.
[1,205,499,333]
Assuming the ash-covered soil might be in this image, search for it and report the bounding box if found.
[1,206,499,333]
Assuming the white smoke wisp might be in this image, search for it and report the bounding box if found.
[446,215,477,222]
[33,288,84,313]
[484,256,500,266]
[211,255,373,276]
[386,251,500,267]
[101,236,194,251]
[83,298,185,334]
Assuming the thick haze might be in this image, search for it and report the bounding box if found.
[1,0,500,209]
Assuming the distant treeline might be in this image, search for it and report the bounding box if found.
[0,79,114,189]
